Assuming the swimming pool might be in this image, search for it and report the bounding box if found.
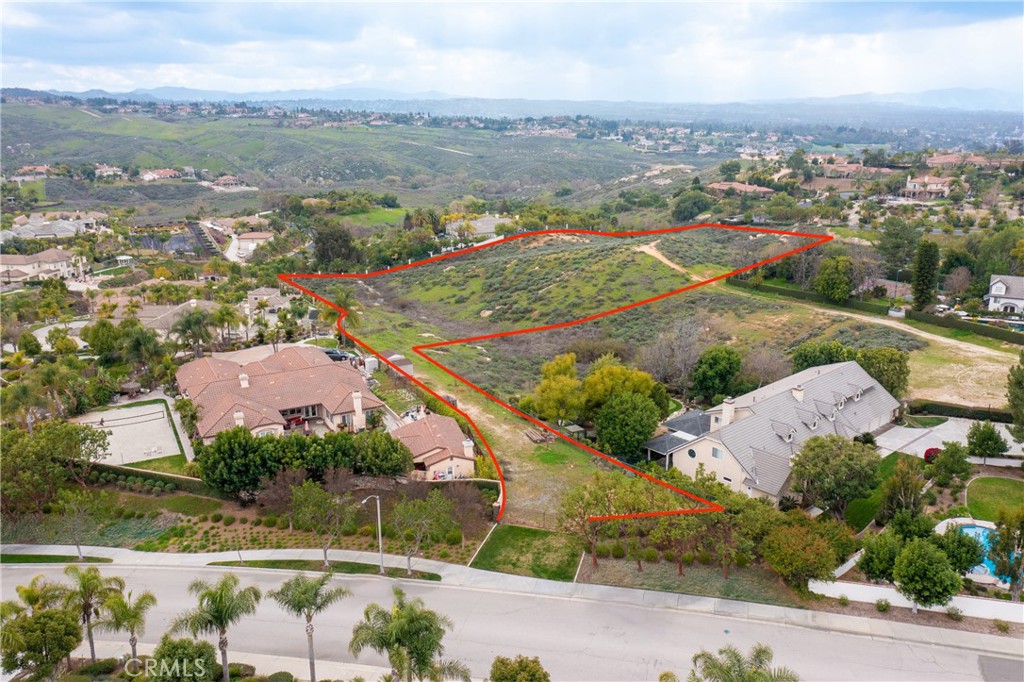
[959,525,1003,579]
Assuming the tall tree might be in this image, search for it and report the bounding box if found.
[0,608,82,682]
[594,391,660,461]
[790,435,880,521]
[95,589,158,665]
[689,345,742,402]
[876,458,924,524]
[390,489,456,575]
[1007,351,1024,443]
[170,308,214,358]
[911,240,941,311]
[211,304,243,346]
[966,420,1008,464]
[814,255,856,304]
[169,574,262,682]
[688,644,800,682]
[989,505,1024,600]
[893,538,961,614]
[855,347,910,399]
[290,480,357,568]
[268,573,351,682]
[349,587,470,682]
[876,217,921,271]
[58,566,125,663]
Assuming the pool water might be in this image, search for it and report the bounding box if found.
[959,525,1005,580]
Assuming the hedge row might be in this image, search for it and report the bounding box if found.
[906,399,1013,424]
[91,462,217,497]
[726,279,891,315]
[904,310,1024,346]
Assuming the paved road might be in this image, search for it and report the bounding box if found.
[3,562,1020,682]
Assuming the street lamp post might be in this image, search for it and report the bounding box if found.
[361,495,384,575]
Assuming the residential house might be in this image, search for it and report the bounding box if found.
[444,213,510,239]
[391,413,476,479]
[176,346,383,444]
[705,182,775,198]
[901,175,951,200]
[236,231,274,258]
[113,299,220,336]
[0,247,86,283]
[141,169,181,182]
[984,275,1024,313]
[95,164,123,178]
[246,287,293,319]
[213,175,243,188]
[645,362,899,503]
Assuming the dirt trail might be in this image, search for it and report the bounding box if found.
[634,240,710,282]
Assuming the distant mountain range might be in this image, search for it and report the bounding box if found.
[34,85,1021,114]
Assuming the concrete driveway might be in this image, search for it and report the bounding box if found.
[876,417,1024,458]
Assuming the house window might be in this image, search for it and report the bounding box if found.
[713,416,720,425]
[712,447,723,459]
[854,391,862,402]
[723,477,732,483]
[829,409,837,421]
[838,398,846,410]
[688,449,697,459]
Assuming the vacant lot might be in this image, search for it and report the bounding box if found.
[470,524,582,581]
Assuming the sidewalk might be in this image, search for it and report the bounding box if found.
[3,543,1020,658]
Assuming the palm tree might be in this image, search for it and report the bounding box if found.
[211,304,243,346]
[0,600,26,651]
[15,575,63,613]
[122,298,142,320]
[34,362,75,417]
[268,573,350,682]
[169,574,262,682]
[2,380,46,433]
[170,308,214,358]
[59,566,126,663]
[349,587,470,682]
[121,326,164,370]
[95,589,157,665]
[321,285,361,345]
[688,644,799,682]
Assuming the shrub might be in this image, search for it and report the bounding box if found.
[251,518,262,527]
[198,514,208,522]
[221,515,235,526]
[697,550,713,565]
[924,448,941,464]
[165,483,176,492]
[641,547,659,563]
[946,606,964,622]
[611,543,626,559]
[594,543,611,559]
[341,524,357,537]
[994,619,1010,633]
[41,503,53,514]
[276,518,289,530]
[263,515,277,527]
[662,549,676,563]
[735,553,750,569]
[211,513,223,523]
[268,673,294,682]
[681,552,695,566]
[228,664,256,678]
[875,599,891,613]
[837,595,850,607]
[924,489,937,505]
[77,658,120,676]
[445,529,463,546]
[997,592,1012,600]
[358,524,374,537]
[239,517,248,525]
[148,510,160,518]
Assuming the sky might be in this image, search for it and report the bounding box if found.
[2,1,1022,102]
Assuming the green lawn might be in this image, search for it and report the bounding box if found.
[341,207,406,227]
[536,440,593,467]
[208,559,441,580]
[303,337,339,348]
[470,524,581,581]
[845,452,915,531]
[967,477,1024,522]
[158,494,223,517]
[125,454,188,475]
[901,415,949,428]
[0,554,112,564]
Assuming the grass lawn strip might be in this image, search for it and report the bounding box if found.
[966,477,1024,522]
[125,454,188,475]
[0,554,112,564]
[208,559,441,581]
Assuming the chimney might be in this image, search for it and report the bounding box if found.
[233,410,245,427]
[721,397,735,427]
[238,373,249,389]
[792,384,805,402]
[352,390,365,431]
[463,438,475,460]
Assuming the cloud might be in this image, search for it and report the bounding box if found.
[2,2,1020,100]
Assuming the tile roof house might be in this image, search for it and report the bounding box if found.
[646,362,899,502]
[176,346,383,443]
[984,275,1024,313]
[705,182,775,197]
[236,232,274,258]
[0,247,86,283]
[391,413,476,479]
[901,175,951,200]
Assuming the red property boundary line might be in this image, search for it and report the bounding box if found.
[280,223,831,522]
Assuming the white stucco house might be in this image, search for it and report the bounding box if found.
[984,275,1024,313]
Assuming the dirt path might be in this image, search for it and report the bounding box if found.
[634,241,710,282]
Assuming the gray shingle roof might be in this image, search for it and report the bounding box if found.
[987,275,1024,301]
[663,409,711,438]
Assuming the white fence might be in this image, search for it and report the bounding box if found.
[809,579,1024,621]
